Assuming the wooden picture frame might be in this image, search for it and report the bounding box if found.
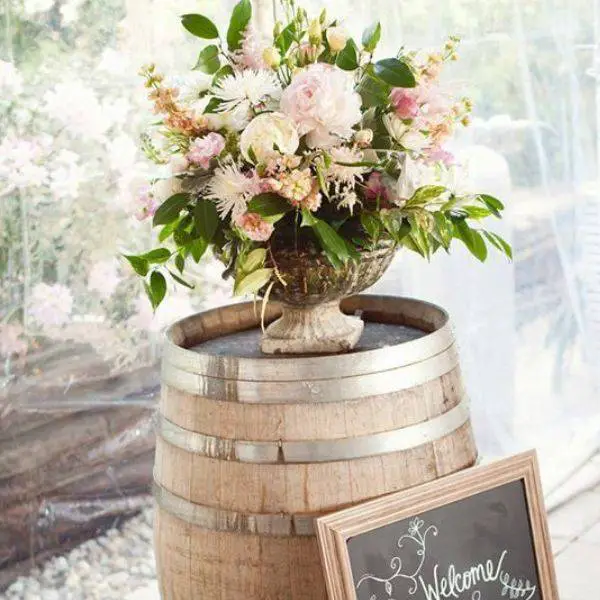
[316,451,559,600]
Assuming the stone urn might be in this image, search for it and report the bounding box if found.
[261,244,395,354]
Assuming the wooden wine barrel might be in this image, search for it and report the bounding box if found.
[153,295,477,600]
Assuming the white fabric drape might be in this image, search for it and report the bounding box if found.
[291,0,600,502]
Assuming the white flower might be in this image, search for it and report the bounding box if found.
[169,72,212,103]
[29,283,74,328]
[383,114,429,152]
[0,60,23,95]
[169,155,189,174]
[327,146,367,183]
[212,70,281,119]
[60,0,85,24]
[152,177,182,203]
[240,112,299,163]
[354,129,373,147]
[206,163,260,219]
[395,155,435,205]
[88,259,121,299]
[280,63,362,148]
[326,27,348,53]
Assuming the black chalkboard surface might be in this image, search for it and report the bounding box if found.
[316,452,559,600]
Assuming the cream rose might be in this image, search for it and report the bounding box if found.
[239,111,300,163]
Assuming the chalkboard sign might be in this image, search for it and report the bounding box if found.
[316,452,558,600]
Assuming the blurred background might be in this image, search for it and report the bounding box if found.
[1,0,599,598]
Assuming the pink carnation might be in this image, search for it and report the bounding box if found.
[280,63,362,148]
[390,88,419,119]
[235,212,274,242]
[186,132,226,169]
[134,185,158,221]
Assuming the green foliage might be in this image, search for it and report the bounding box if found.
[362,22,382,53]
[373,58,416,87]
[123,254,149,277]
[247,193,292,222]
[234,267,273,296]
[227,0,252,51]
[181,14,219,39]
[302,209,359,267]
[194,199,219,242]
[152,193,190,226]
[146,271,167,309]
[335,39,359,71]
[194,45,221,74]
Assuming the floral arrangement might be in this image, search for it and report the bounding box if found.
[126,0,511,309]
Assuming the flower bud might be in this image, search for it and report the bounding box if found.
[308,18,322,45]
[273,21,283,38]
[263,46,281,69]
[319,8,327,24]
[326,26,348,53]
[354,128,374,147]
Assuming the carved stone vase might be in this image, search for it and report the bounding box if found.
[261,245,395,355]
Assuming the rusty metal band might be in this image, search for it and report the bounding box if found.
[163,296,455,383]
[161,343,460,404]
[157,397,471,464]
[153,482,318,536]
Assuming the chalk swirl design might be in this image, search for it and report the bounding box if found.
[356,517,437,599]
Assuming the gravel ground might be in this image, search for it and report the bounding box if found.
[2,507,157,600]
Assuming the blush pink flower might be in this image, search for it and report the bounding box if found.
[134,185,158,221]
[390,88,419,119]
[426,147,455,167]
[365,171,391,202]
[235,25,270,70]
[235,212,274,242]
[280,63,362,148]
[186,132,226,169]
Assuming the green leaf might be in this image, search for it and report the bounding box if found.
[227,0,252,51]
[194,45,220,75]
[335,39,359,71]
[275,22,297,54]
[247,193,292,219]
[479,193,505,217]
[358,73,392,108]
[141,248,171,263]
[189,237,208,263]
[158,220,178,243]
[152,193,190,226]
[234,267,273,296]
[361,213,381,240]
[203,97,224,114]
[381,212,410,244]
[212,65,234,87]
[175,253,185,273]
[123,254,149,277]
[194,199,219,242]
[483,231,513,260]
[181,14,219,39]
[454,219,488,261]
[149,271,167,309]
[241,248,267,273]
[432,212,452,250]
[168,269,195,289]
[408,185,447,206]
[461,205,492,219]
[301,210,351,264]
[362,22,381,53]
[315,164,330,199]
[373,58,416,88]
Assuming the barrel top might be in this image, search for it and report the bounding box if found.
[163,294,455,382]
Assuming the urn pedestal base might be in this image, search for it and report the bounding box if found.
[260,301,363,355]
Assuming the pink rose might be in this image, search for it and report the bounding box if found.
[390,88,419,119]
[280,63,362,148]
[235,212,274,242]
[186,132,226,169]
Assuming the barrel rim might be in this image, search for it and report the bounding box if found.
[163,295,454,383]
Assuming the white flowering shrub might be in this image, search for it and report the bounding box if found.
[0,0,230,376]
